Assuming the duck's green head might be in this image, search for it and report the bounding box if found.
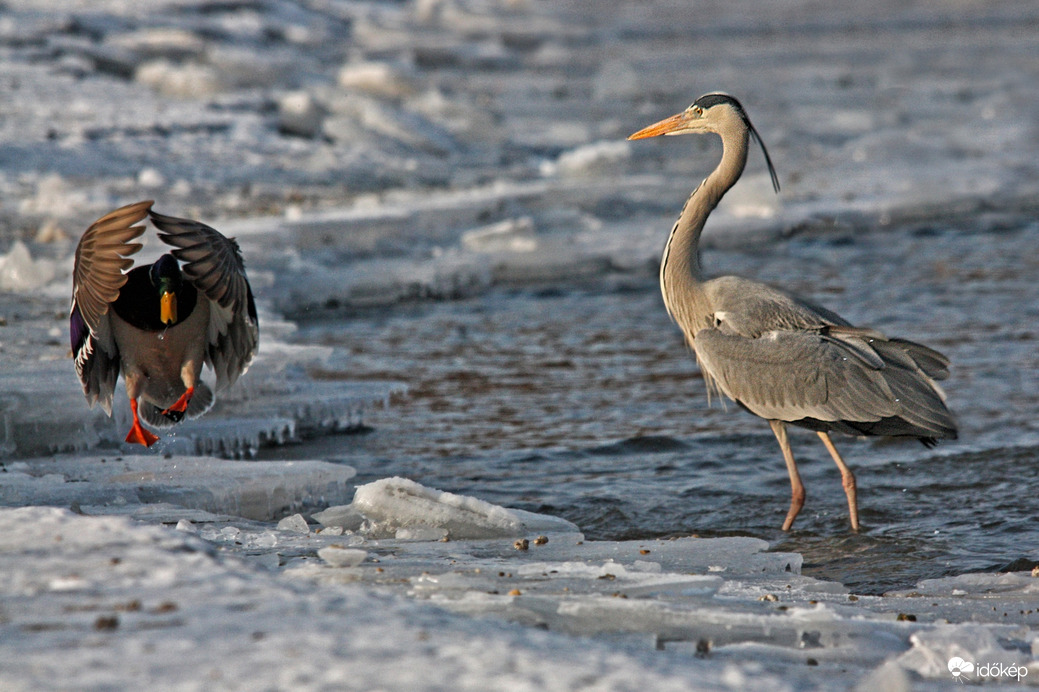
[150,254,183,326]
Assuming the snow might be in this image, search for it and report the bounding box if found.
[3,474,1038,690]
[1,0,1038,688]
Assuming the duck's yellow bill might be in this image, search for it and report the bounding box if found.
[160,291,177,325]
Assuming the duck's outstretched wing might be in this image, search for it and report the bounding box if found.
[150,209,259,389]
[70,200,153,414]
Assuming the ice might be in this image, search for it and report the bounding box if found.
[277,91,326,139]
[898,625,1036,681]
[0,308,399,458]
[0,505,799,692]
[908,572,1039,597]
[321,476,580,540]
[0,241,56,291]
[337,60,418,98]
[276,513,310,534]
[853,660,911,692]
[135,59,224,98]
[550,140,633,179]
[2,470,1039,690]
[311,504,366,532]
[1,0,1038,688]
[460,217,538,253]
[0,454,357,522]
[317,546,368,568]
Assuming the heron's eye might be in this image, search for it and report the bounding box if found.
[692,106,703,117]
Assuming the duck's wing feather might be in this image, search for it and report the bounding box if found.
[150,210,259,389]
[70,201,154,413]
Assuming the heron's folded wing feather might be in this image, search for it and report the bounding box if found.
[693,328,900,424]
[705,276,853,337]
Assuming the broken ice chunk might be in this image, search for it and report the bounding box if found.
[0,241,56,291]
[460,217,538,253]
[550,141,631,178]
[344,477,579,540]
[318,546,368,568]
[312,505,365,532]
[277,513,310,534]
[898,624,1032,679]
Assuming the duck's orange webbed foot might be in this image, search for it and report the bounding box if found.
[161,387,195,422]
[126,399,160,447]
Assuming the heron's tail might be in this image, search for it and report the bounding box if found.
[869,339,957,442]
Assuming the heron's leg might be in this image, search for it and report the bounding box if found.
[817,432,859,531]
[769,420,804,531]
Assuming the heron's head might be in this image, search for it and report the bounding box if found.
[149,253,182,325]
[628,93,748,139]
[628,92,780,192]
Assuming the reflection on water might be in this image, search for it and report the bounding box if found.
[264,219,1039,594]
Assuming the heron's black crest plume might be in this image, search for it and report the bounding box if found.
[694,93,780,193]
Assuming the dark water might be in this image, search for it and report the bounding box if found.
[263,218,1039,594]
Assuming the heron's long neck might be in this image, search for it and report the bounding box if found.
[660,130,748,330]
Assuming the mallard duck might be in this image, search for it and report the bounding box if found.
[70,201,259,447]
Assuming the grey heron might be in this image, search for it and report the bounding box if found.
[71,201,258,447]
[628,93,957,531]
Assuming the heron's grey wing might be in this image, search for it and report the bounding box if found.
[150,210,258,388]
[70,200,153,413]
[705,277,950,380]
[703,276,853,337]
[692,327,954,437]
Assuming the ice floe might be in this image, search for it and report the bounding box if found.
[2,475,1037,690]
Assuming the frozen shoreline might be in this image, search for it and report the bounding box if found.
[2,0,1039,688]
[2,470,1038,690]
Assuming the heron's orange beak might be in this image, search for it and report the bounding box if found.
[628,112,687,140]
[160,291,177,325]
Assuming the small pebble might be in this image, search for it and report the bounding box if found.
[533,535,548,546]
[94,615,119,631]
[513,538,529,551]
[507,589,522,596]
[759,594,778,602]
